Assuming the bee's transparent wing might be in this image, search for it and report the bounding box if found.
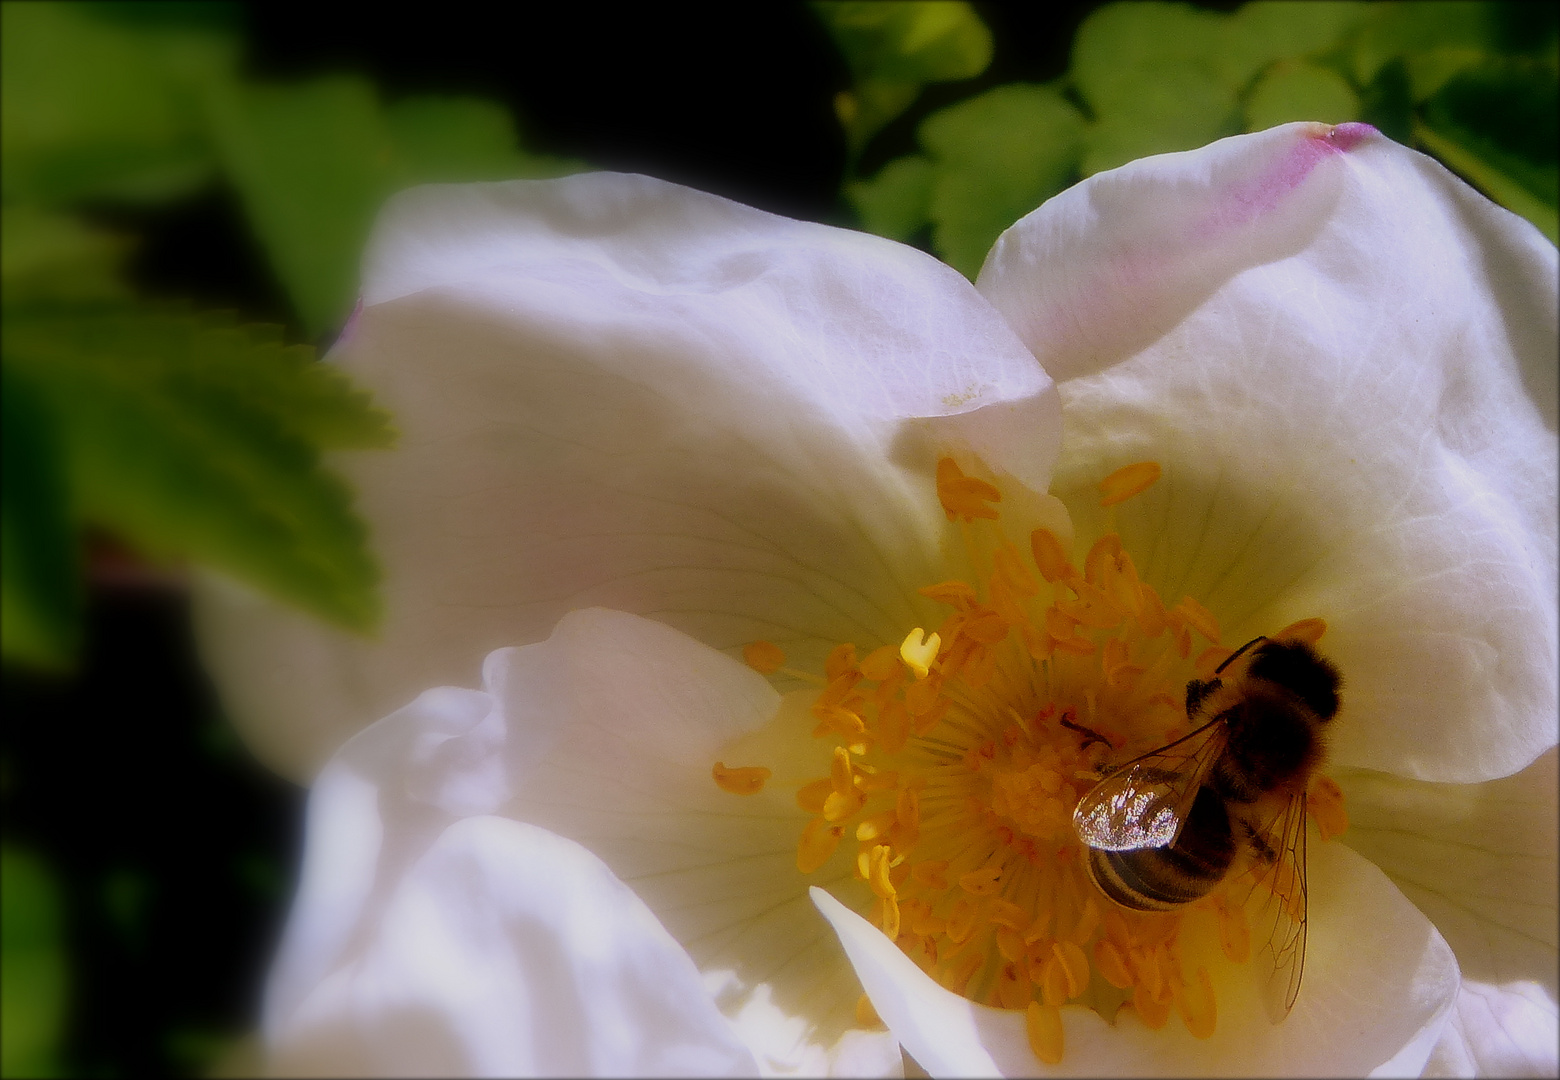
[1238,791,1309,1023]
[1071,719,1227,851]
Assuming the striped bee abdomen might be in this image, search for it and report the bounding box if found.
[1086,788,1235,911]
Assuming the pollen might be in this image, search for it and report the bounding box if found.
[716,455,1324,1065]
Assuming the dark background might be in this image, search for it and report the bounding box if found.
[2,5,1102,1074]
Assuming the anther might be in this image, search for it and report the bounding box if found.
[711,762,771,795]
[742,640,785,674]
[796,818,843,873]
[899,628,941,679]
[936,457,1002,521]
[1098,461,1161,507]
[1307,774,1349,840]
[1030,527,1073,584]
[1026,1001,1065,1065]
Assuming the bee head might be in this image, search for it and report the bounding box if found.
[1247,639,1341,722]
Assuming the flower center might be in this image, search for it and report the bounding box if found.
[715,458,1347,1064]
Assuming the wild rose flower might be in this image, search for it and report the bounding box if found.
[196,124,1557,1076]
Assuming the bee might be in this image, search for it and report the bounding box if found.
[1071,631,1341,1021]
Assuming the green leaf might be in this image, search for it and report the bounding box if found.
[814,1,992,83]
[0,205,132,307]
[3,305,396,634]
[845,155,934,241]
[1351,1,1500,88]
[0,2,234,205]
[814,0,993,156]
[1417,57,1558,244]
[1244,60,1361,130]
[207,79,577,336]
[1,847,68,1078]
[2,366,80,670]
[1071,4,1240,175]
[1071,2,1230,115]
[1222,2,1372,91]
[918,84,1085,277]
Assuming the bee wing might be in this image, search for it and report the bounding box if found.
[1239,791,1309,1024]
[1071,719,1227,851]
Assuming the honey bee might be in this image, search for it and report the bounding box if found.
[1072,631,1342,1021]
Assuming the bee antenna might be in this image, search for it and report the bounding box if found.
[1215,636,1268,675]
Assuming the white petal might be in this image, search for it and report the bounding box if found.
[490,614,892,1074]
[268,816,759,1078]
[195,172,1055,781]
[1336,748,1558,1002]
[815,838,1459,1077]
[983,124,1557,783]
[1423,980,1558,1079]
[979,122,1357,384]
[268,608,891,1076]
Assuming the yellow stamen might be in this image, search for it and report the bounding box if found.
[1307,774,1349,841]
[824,642,858,681]
[717,458,1333,1065]
[1174,966,1218,1039]
[1026,1001,1064,1064]
[1215,895,1251,963]
[855,993,883,1028]
[958,866,1002,896]
[1276,616,1327,644]
[1030,527,1073,584]
[742,640,785,674]
[711,762,771,795]
[859,645,901,681]
[899,629,941,679]
[1094,939,1134,988]
[937,457,1002,521]
[796,778,831,814]
[1174,596,1221,645]
[1134,983,1173,1029]
[797,817,843,873]
[1098,460,1162,507]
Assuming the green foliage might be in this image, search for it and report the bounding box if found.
[3,2,583,670]
[923,86,1086,278]
[2,306,396,663]
[0,2,232,205]
[829,1,1558,260]
[813,1,993,158]
[209,81,580,336]
[1,846,69,1078]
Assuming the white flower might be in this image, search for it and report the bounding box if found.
[196,124,1557,1077]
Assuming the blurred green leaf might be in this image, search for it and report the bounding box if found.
[0,206,132,306]
[3,306,396,635]
[1071,4,1239,175]
[919,84,1085,277]
[1071,2,1229,115]
[1244,60,1361,130]
[1351,1,1500,89]
[1,846,68,1078]
[207,78,578,336]
[1358,56,1415,143]
[1417,57,1559,244]
[1220,2,1371,91]
[2,366,80,670]
[845,155,934,241]
[814,1,993,158]
[0,2,234,205]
